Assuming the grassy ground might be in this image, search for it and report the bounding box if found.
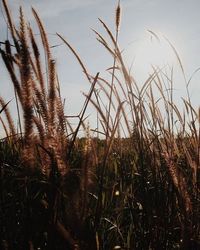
[0,0,199,249]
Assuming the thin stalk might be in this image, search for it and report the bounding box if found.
[67,73,99,158]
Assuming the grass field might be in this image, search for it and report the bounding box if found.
[0,0,199,249]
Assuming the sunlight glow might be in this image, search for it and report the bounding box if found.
[129,32,179,79]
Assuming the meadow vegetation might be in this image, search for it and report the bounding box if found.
[0,0,199,249]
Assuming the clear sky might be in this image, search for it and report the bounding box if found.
[1,0,200,135]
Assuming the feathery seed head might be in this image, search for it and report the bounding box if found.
[116,0,121,31]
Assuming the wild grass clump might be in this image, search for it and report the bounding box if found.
[0,0,199,249]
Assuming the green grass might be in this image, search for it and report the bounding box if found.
[0,0,199,249]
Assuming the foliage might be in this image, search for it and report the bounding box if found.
[0,0,199,249]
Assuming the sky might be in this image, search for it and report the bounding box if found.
[0,0,200,135]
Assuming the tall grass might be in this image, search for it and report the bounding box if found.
[0,0,199,249]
